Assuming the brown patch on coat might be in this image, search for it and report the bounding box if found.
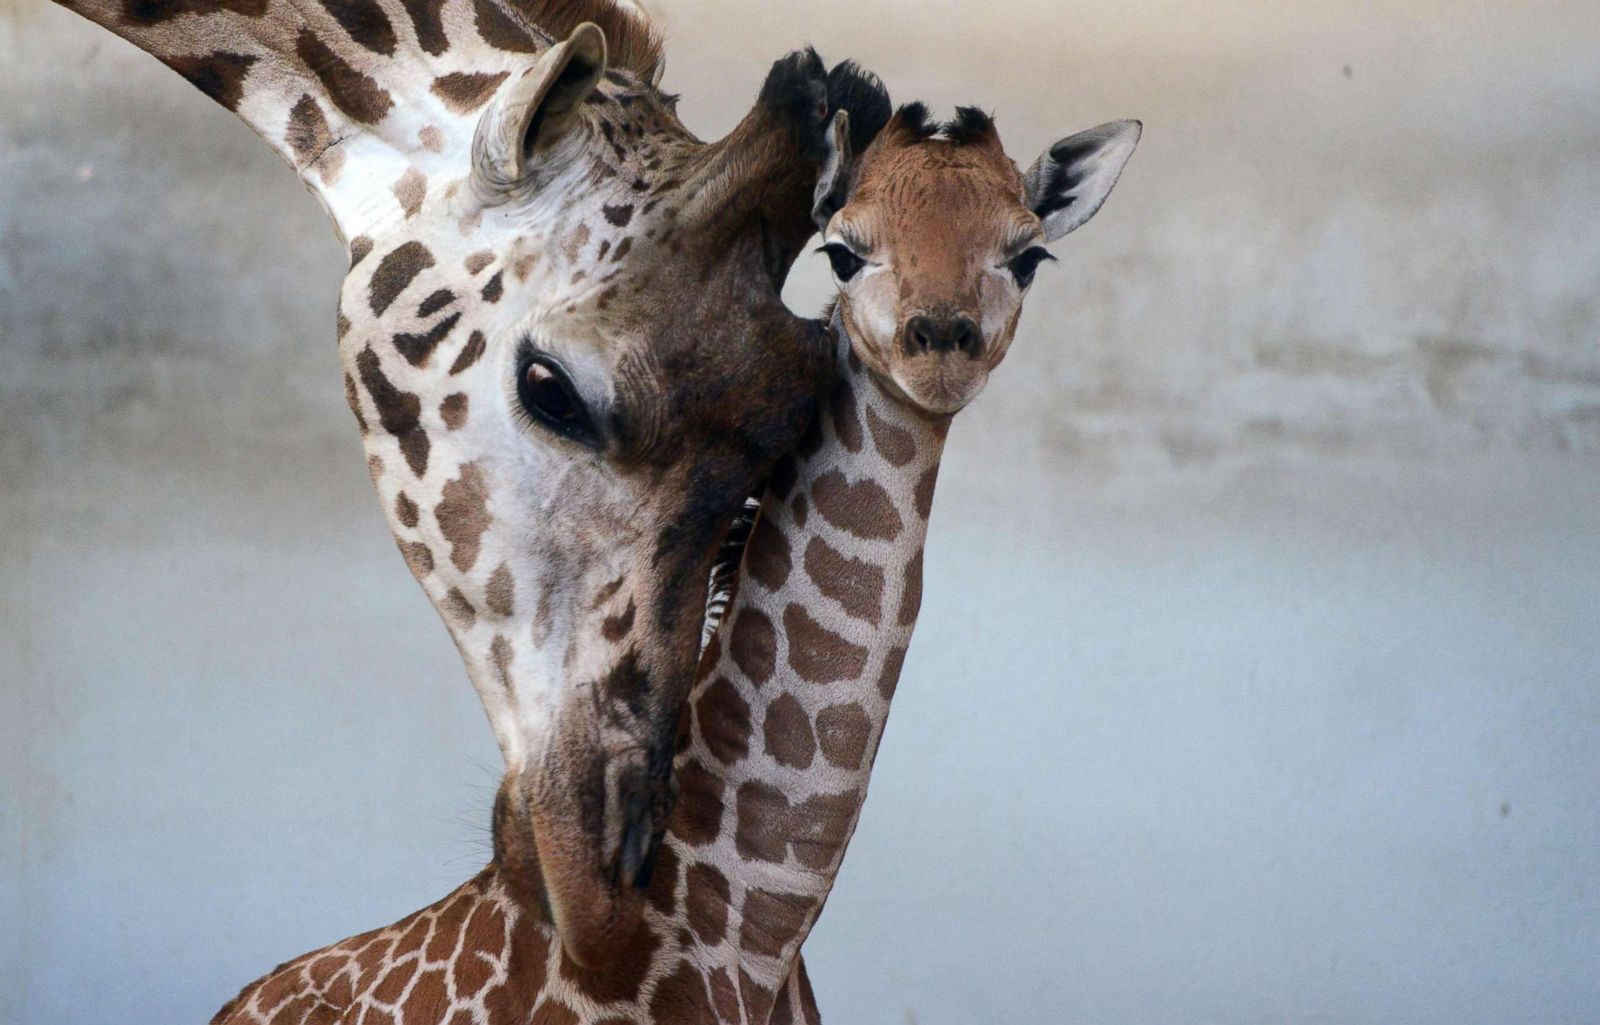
[865,405,917,466]
[435,462,492,572]
[295,28,392,125]
[811,471,903,541]
[369,241,435,316]
[440,392,469,429]
[728,608,776,685]
[804,536,884,624]
[683,862,730,945]
[783,604,868,683]
[816,703,872,770]
[486,564,515,617]
[695,677,752,766]
[450,331,487,375]
[392,167,427,218]
[744,514,791,591]
[762,692,816,769]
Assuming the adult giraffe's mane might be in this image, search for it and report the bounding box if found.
[490,0,663,79]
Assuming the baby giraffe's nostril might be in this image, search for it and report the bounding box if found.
[903,314,982,357]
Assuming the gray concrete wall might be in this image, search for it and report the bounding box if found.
[3,1,1597,1022]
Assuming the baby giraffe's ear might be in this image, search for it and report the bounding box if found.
[1025,120,1142,242]
[813,109,853,230]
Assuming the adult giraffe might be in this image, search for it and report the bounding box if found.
[43,0,885,965]
[209,100,1141,1024]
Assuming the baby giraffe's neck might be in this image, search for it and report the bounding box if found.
[664,306,950,1007]
[213,312,949,1024]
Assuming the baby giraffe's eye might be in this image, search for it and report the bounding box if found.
[1006,246,1056,289]
[820,243,867,283]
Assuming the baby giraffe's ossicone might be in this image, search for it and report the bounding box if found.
[815,103,1140,413]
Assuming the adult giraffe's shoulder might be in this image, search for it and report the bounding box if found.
[42,0,888,967]
[210,96,1142,1025]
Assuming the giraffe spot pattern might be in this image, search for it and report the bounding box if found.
[816,702,872,769]
[295,27,392,125]
[898,549,924,626]
[735,781,859,869]
[557,916,658,1004]
[318,0,396,56]
[485,564,515,617]
[394,311,461,367]
[648,961,714,1022]
[739,887,809,959]
[728,608,776,685]
[811,470,903,541]
[398,0,448,56]
[440,392,469,429]
[450,331,487,375]
[285,94,333,168]
[401,540,434,577]
[601,599,636,642]
[877,645,907,701]
[446,587,476,627]
[119,0,264,25]
[866,404,917,466]
[804,535,883,624]
[394,492,419,528]
[417,289,455,317]
[829,378,863,453]
[695,676,751,766]
[393,167,427,217]
[165,52,257,112]
[435,462,491,572]
[674,759,725,846]
[783,603,868,684]
[913,463,939,520]
[368,241,435,317]
[683,862,730,944]
[356,347,429,476]
[432,71,510,114]
[480,271,504,303]
[763,692,816,769]
[745,513,791,591]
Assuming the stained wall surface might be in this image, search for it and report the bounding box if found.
[2,1,1597,1022]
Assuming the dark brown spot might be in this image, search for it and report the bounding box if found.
[602,203,634,227]
[399,0,448,55]
[811,471,903,541]
[684,862,730,945]
[480,271,504,303]
[454,901,505,996]
[465,251,495,275]
[783,604,868,684]
[734,781,789,863]
[446,588,476,627]
[763,692,816,769]
[349,235,374,267]
[804,536,883,624]
[789,790,858,871]
[486,564,515,617]
[674,759,725,846]
[296,28,392,125]
[816,703,872,770]
[401,541,434,577]
[490,634,514,692]
[436,462,491,572]
[558,915,659,1005]
[914,464,939,520]
[417,290,454,318]
[450,331,487,375]
[729,608,776,685]
[286,94,332,168]
[320,0,396,55]
[877,645,907,700]
[898,549,924,626]
[393,167,427,217]
[432,71,510,114]
[708,967,741,1024]
[472,0,537,51]
[745,514,791,591]
[695,677,751,766]
[393,312,461,367]
[408,968,447,1016]
[611,236,633,262]
[356,347,429,476]
[344,372,367,432]
[395,492,419,528]
[644,840,680,916]
[530,1001,580,1025]
[830,378,863,453]
[739,969,775,1025]
[602,599,635,642]
[369,241,435,316]
[371,959,416,1004]
[866,404,917,466]
[164,52,256,112]
[739,888,809,958]
[648,961,713,1022]
[440,392,469,429]
[119,0,266,27]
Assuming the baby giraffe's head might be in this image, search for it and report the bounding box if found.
[813,104,1140,413]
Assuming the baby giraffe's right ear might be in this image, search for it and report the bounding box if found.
[1025,120,1142,242]
[813,109,853,230]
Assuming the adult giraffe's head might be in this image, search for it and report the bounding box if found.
[333,36,892,961]
[813,104,1141,414]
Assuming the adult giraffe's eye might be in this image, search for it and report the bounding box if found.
[1006,246,1055,289]
[518,356,599,447]
[820,242,866,282]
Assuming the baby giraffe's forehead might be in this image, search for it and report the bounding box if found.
[848,142,1034,251]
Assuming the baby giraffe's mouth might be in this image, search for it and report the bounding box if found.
[700,493,764,652]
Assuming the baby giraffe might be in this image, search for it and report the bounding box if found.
[212,99,1138,1025]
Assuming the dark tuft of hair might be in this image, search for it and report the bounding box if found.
[825,61,893,154]
[893,102,941,142]
[943,106,998,146]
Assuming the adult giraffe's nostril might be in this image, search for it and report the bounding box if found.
[903,314,982,357]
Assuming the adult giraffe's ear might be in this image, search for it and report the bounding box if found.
[812,110,853,230]
[472,22,608,201]
[1024,120,1142,242]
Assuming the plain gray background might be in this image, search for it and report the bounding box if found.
[3,0,1598,1022]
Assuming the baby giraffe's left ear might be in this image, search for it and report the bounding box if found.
[1025,120,1142,242]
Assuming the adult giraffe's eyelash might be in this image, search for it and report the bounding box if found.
[1005,246,1055,288]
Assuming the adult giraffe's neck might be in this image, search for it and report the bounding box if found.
[669,309,950,1003]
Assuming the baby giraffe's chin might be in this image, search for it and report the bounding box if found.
[887,358,991,416]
